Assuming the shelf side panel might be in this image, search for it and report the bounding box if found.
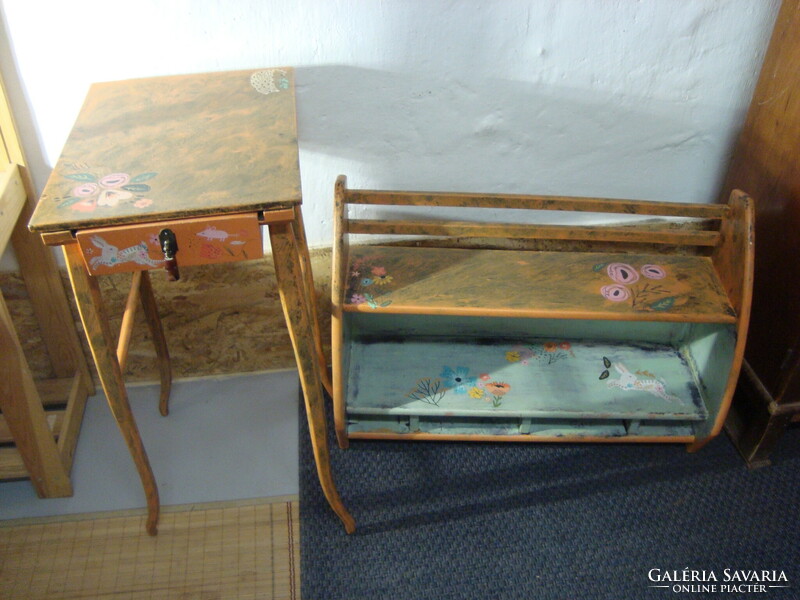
[682,323,737,439]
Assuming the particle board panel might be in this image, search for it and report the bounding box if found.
[0,248,333,384]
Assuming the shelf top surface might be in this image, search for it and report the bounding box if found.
[30,68,301,233]
[346,338,709,422]
[342,245,736,323]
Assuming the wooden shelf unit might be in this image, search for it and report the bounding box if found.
[0,163,93,495]
[331,176,753,452]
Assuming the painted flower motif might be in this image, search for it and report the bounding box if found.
[559,342,571,351]
[485,381,511,396]
[600,284,631,302]
[200,243,223,259]
[544,342,558,352]
[373,274,394,286]
[59,170,157,213]
[607,262,640,285]
[468,387,485,399]
[148,233,160,246]
[351,270,360,278]
[361,278,374,287]
[479,373,491,381]
[371,266,387,277]
[485,381,511,407]
[97,189,133,207]
[99,173,130,188]
[440,366,477,394]
[505,351,521,363]
[72,183,98,197]
[350,294,367,305]
[70,198,97,212]
[641,264,667,280]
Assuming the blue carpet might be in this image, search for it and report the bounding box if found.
[299,400,800,599]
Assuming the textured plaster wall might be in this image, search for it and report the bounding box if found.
[0,0,781,258]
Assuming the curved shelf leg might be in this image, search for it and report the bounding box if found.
[269,218,356,534]
[686,439,711,453]
[63,244,160,535]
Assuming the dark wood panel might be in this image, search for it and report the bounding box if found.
[720,0,800,401]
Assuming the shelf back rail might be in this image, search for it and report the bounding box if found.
[335,176,730,250]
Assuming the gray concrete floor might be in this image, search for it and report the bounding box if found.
[0,371,300,521]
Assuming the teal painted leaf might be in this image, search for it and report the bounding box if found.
[57,197,81,208]
[130,172,158,183]
[121,184,151,192]
[603,356,611,368]
[592,262,608,272]
[650,296,676,311]
[599,369,609,380]
[64,173,97,182]
[380,301,392,307]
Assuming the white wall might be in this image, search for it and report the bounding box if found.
[0,0,780,263]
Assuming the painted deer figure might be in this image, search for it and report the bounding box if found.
[89,236,163,270]
[606,363,683,403]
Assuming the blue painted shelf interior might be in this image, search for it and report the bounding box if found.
[341,314,734,439]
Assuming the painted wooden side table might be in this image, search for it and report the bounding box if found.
[29,68,354,534]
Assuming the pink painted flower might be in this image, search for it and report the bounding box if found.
[72,183,98,197]
[371,266,387,276]
[134,198,153,208]
[600,284,631,302]
[350,294,367,305]
[641,264,667,280]
[99,173,130,188]
[480,373,491,381]
[607,262,639,285]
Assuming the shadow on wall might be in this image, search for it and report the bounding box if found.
[294,64,738,209]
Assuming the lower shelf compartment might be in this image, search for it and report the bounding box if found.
[348,414,697,440]
[345,335,710,439]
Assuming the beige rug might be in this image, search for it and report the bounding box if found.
[0,497,299,600]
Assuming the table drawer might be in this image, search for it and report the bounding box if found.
[76,213,263,275]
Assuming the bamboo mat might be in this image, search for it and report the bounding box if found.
[0,498,299,600]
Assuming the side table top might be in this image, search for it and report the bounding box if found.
[30,67,301,233]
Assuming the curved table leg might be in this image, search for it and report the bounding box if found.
[138,271,172,417]
[269,218,356,534]
[63,244,160,535]
[292,207,334,398]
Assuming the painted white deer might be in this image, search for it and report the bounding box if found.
[606,363,683,403]
[89,236,163,271]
